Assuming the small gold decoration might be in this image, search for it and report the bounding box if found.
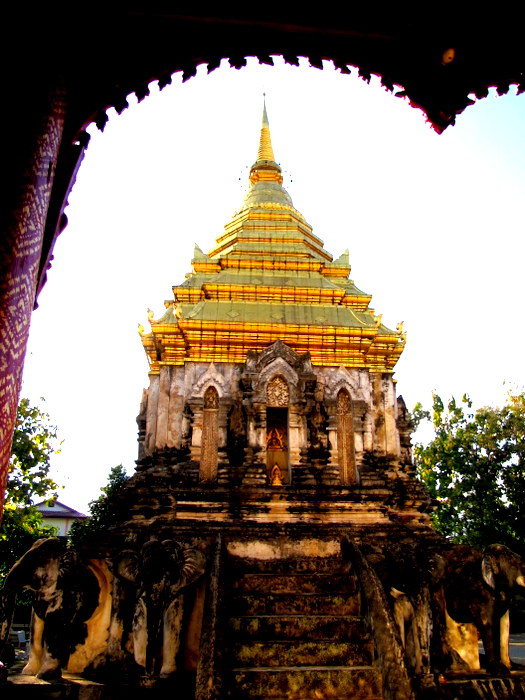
[267,376,289,407]
[267,427,285,449]
[270,464,283,486]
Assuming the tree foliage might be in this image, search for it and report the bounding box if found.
[69,464,129,546]
[414,392,525,555]
[7,398,60,508]
[1,398,61,580]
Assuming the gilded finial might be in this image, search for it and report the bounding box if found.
[257,97,275,162]
[249,98,283,186]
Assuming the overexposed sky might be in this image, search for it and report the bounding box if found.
[21,57,525,512]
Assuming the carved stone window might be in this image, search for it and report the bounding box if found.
[337,389,357,485]
[266,376,289,407]
[200,386,219,481]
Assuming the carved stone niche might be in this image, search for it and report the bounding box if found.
[242,340,317,406]
[186,363,229,481]
[239,341,318,484]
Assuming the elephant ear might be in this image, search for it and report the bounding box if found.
[114,549,140,584]
[482,552,496,590]
[181,548,206,587]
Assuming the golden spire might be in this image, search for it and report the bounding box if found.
[257,97,275,162]
[250,98,283,185]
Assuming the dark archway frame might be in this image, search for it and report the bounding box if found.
[1,9,524,513]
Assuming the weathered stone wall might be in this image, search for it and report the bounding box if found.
[139,349,403,478]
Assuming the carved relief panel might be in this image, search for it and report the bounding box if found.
[200,386,219,481]
[266,376,289,407]
[337,389,357,485]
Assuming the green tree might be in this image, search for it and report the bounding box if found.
[1,398,61,580]
[414,392,525,555]
[69,464,129,546]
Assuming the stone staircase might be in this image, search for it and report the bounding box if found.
[221,554,383,699]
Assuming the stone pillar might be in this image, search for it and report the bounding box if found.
[324,401,340,484]
[136,390,148,460]
[167,367,184,449]
[353,404,366,455]
[363,410,374,452]
[217,400,229,461]
[383,375,399,457]
[254,403,267,455]
[190,403,203,462]
[372,374,387,454]
[145,374,160,455]
[155,365,171,449]
[288,405,302,467]
[326,401,338,465]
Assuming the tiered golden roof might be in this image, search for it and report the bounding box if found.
[141,104,405,373]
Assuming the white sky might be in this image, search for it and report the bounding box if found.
[21,57,525,513]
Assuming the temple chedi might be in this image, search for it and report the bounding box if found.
[3,106,525,700]
[138,104,409,491]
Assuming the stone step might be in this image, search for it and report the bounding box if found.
[230,592,361,616]
[230,639,374,667]
[228,614,368,641]
[232,573,357,595]
[225,666,383,699]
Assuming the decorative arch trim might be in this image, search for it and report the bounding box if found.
[256,357,299,398]
[327,366,363,402]
[191,363,226,399]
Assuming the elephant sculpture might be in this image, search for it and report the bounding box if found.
[114,538,206,681]
[0,537,107,680]
[443,543,525,674]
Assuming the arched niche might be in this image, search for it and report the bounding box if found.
[266,376,290,485]
[337,389,357,486]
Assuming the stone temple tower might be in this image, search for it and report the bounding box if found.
[16,106,520,700]
[108,105,440,697]
[138,103,410,490]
